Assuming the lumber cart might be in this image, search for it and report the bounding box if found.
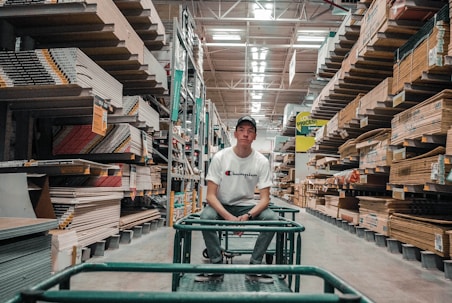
[8,214,374,303]
[200,204,301,264]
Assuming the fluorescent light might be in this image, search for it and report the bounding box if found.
[297,36,326,42]
[212,34,241,41]
[294,44,322,49]
[298,30,329,34]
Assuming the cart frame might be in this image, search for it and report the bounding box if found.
[7,262,374,303]
[172,213,305,291]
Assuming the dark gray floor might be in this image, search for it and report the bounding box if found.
[70,198,452,303]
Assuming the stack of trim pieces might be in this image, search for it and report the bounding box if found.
[118,96,160,131]
[120,164,153,192]
[119,209,161,230]
[52,123,153,157]
[0,48,123,108]
[50,189,122,247]
[48,229,79,273]
[0,217,57,302]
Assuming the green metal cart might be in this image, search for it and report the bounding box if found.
[7,262,374,303]
[200,204,301,264]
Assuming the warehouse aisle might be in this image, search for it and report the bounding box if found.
[70,198,452,303]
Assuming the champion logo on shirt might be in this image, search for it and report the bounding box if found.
[225,170,257,177]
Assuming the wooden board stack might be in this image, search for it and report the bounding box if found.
[357,196,414,236]
[389,147,452,185]
[391,90,452,146]
[390,213,452,257]
[392,6,451,95]
[50,190,122,248]
[355,128,393,170]
[52,123,153,158]
[119,209,161,231]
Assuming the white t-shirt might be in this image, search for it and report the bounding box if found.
[206,147,273,206]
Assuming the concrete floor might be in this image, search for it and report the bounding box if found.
[70,198,452,303]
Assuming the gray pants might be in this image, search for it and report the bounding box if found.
[200,205,279,264]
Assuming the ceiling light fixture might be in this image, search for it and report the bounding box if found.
[212,34,241,41]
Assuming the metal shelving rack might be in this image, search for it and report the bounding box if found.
[165,11,206,225]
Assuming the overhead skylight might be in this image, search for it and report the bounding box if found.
[253,3,273,20]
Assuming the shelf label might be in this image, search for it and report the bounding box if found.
[92,96,109,136]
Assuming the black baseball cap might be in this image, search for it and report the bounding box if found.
[236,115,257,132]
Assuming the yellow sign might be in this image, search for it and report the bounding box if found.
[296,136,315,152]
[296,112,327,135]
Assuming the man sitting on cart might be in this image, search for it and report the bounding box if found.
[195,115,278,284]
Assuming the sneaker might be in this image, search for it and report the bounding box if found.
[194,273,224,282]
[245,274,274,284]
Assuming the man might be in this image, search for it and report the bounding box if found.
[195,115,278,283]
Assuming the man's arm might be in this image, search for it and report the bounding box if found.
[206,180,239,221]
[244,186,270,219]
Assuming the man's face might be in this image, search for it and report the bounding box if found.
[234,122,256,144]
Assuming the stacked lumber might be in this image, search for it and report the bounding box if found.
[113,96,160,131]
[52,123,153,158]
[390,213,452,257]
[150,165,162,188]
[355,128,393,169]
[50,190,122,247]
[48,229,79,273]
[0,48,123,108]
[119,209,161,230]
[338,139,358,160]
[447,127,452,155]
[392,5,450,94]
[324,195,359,220]
[389,0,446,21]
[389,147,452,185]
[391,90,452,146]
[338,94,363,129]
[358,196,413,236]
[450,0,452,55]
[356,77,393,117]
[325,112,339,138]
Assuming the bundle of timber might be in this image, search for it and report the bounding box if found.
[338,94,363,129]
[52,123,153,159]
[50,190,122,248]
[389,147,452,185]
[356,77,393,117]
[325,113,339,138]
[391,90,452,146]
[390,213,452,257]
[0,48,123,108]
[357,196,413,236]
[324,195,359,221]
[355,128,393,169]
[112,96,160,131]
[389,0,447,21]
[447,127,452,155]
[356,0,436,61]
[392,4,450,94]
[338,139,358,160]
[119,209,161,230]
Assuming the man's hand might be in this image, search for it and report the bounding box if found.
[233,214,250,237]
